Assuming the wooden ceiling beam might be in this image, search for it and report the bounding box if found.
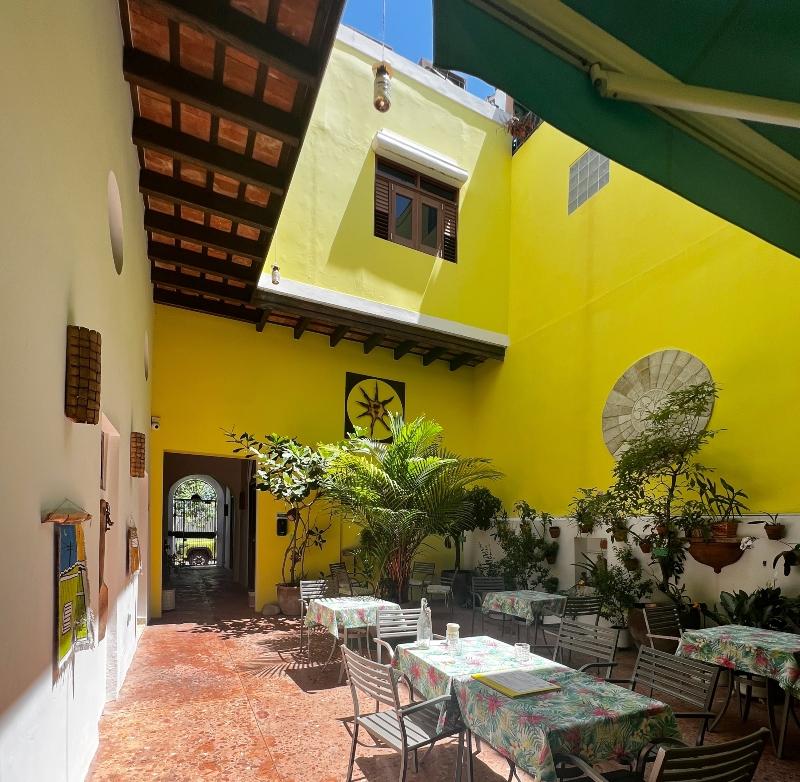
[133,118,286,194]
[393,340,416,360]
[147,240,260,283]
[138,0,320,85]
[154,287,260,323]
[422,346,446,366]
[124,48,302,146]
[329,324,348,347]
[293,317,309,340]
[449,354,474,371]
[140,170,277,231]
[363,333,385,354]
[144,209,265,259]
[256,308,272,332]
[151,267,251,301]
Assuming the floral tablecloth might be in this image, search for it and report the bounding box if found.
[482,590,567,624]
[677,625,800,696]
[454,669,680,782]
[393,636,569,733]
[305,597,399,639]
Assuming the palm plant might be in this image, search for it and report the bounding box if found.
[325,414,500,602]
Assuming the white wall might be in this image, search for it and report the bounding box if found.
[0,2,152,780]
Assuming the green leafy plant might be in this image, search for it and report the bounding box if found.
[325,414,499,601]
[443,485,503,571]
[480,501,557,589]
[709,586,800,632]
[570,487,607,534]
[226,431,332,586]
[578,554,652,628]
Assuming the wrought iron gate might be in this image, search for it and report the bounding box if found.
[169,494,217,566]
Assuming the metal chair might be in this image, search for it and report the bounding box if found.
[342,646,465,782]
[299,579,330,655]
[608,645,720,746]
[539,595,603,648]
[552,618,619,679]
[642,604,682,652]
[554,727,769,782]
[374,607,424,664]
[409,561,436,600]
[424,573,455,613]
[330,562,372,596]
[470,576,506,634]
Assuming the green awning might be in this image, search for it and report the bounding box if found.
[433,0,800,259]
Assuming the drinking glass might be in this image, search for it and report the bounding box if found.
[514,642,530,663]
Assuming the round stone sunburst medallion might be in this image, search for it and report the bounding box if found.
[602,350,713,458]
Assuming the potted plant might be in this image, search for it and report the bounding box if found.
[749,513,785,540]
[639,539,652,554]
[545,541,559,565]
[773,542,800,577]
[579,555,652,649]
[570,487,606,535]
[227,431,332,615]
[326,415,499,603]
[619,545,640,571]
[442,486,503,605]
[697,475,748,538]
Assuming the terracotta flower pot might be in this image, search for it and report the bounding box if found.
[655,523,668,536]
[600,539,608,550]
[546,554,557,565]
[612,526,628,543]
[711,521,739,538]
[578,522,594,534]
[277,584,301,616]
[765,523,785,540]
[623,558,640,571]
[549,527,561,539]
[639,540,652,554]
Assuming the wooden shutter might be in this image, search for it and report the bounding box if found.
[374,176,390,240]
[442,201,458,262]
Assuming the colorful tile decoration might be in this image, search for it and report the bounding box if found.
[481,590,568,624]
[394,636,680,782]
[677,624,800,696]
[305,596,400,639]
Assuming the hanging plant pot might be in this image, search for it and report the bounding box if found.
[623,557,640,572]
[639,540,653,554]
[653,547,669,558]
[549,526,561,539]
[546,553,557,565]
[688,539,744,573]
[599,539,608,550]
[765,523,785,541]
[612,525,629,543]
[578,521,594,534]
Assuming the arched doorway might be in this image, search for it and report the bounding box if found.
[168,476,220,567]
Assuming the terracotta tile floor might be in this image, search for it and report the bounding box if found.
[89,568,799,781]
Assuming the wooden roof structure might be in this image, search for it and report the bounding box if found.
[119,0,344,318]
[119,0,505,369]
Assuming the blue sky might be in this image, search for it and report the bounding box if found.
[341,0,495,99]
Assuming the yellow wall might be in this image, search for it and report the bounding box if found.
[475,124,800,514]
[149,305,483,615]
[265,32,512,334]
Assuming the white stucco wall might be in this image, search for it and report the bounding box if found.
[0,2,152,779]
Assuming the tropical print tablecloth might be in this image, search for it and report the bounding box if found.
[677,625,800,695]
[304,597,399,639]
[454,668,680,782]
[393,636,570,731]
[482,590,567,624]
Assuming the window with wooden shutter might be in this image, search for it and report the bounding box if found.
[373,157,459,262]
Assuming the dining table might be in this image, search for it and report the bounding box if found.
[305,595,400,681]
[677,624,800,756]
[394,635,681,782]
[481,590,568,648]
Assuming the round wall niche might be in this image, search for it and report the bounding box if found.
[107,171,124,275]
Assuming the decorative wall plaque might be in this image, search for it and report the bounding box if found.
[130,432,146,478]
[344,372,405,441]
[65,325,101,424]
[602,350,712,458]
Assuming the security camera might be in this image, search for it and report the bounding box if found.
[151,416,161,431]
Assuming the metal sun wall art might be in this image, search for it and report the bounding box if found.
[344,372,405,441]
[602,349,713,458]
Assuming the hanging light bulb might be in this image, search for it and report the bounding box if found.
[373,62,393,113]
[271,265,280,285]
